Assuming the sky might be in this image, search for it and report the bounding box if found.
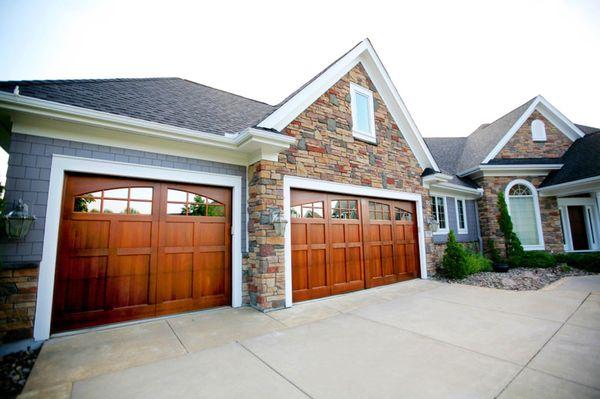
[0,0,599,183]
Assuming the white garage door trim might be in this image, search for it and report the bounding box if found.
[34,154,243,341]
[283,176,428,308]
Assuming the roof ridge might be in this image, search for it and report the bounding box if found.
[468,96,537,137]
[0,77,182,86]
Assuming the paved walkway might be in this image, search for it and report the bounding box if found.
[20,276,600,398]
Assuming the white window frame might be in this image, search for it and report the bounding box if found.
[431,195,449,235]
[349,82,376,144]
[505,179,545,251]
[531,119,547,142]
[455,198,468,235]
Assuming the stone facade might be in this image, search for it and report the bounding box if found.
[476,175,563,256]
[496,111,573,159]
[245,63,434,310]
[0,267,38,343]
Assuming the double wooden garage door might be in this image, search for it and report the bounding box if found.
[291,190,420,302]
[52,174,231,333]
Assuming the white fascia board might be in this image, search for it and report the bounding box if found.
[481,95,585,164]
[538,175,600,197]
[257,39,439,171]
[459,163,563,178]
[0,92,294,165]
[428,182,483,199]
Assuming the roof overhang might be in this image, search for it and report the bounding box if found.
[257,39,439,171]
[0,91,295,165]
[538,175,600,197]
[459,163,564,179]
[479,95,586,166]
[422,173,483,199]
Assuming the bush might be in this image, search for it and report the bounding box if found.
[487,239,502,264]
[465,251,493,274]
[508,251,557,268]
[442,230,468,279]
[555,252,600,273]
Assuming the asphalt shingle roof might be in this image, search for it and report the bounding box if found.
[0,78,276,135]
[423,137,479,189]
[541,132,600,187]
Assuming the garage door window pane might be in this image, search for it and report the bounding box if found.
[130,187,153,200]
[168,203,187,215]
[103,200,128,214]
[331,200,358,219]
[128,201,152,215]
[104,188,129,199]
[167,189,188,203]
[291,201,324,218]
[395,208,412,222]
[74,196,102,213]
[167,189,225,217]
[369,202,390,220]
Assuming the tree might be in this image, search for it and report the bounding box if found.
[496,192,524,260]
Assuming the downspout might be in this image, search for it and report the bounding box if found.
[475,200,483,254]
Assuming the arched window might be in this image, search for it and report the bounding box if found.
[531,119,546,141]
[505,180,544,249]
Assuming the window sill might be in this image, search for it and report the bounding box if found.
[523,244,545,251]
[352,130,377,145]
[432,230,449,235]
[457,230,468,235]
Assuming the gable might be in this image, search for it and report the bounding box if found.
[279,63,426,188]
[495,110,574,160]
[257,39,439,171]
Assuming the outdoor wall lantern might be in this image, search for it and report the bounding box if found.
[270,209,288,236]
[426,217,439,233]
[2,200,36,240]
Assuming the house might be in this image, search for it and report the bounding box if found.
[0,39,598,345]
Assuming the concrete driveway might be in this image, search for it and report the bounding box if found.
[20,276,600,399]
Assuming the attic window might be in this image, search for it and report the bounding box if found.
[350,83,376,143]
[531,119,546,141]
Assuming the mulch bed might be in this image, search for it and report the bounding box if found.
[434,266,595,290]
[0,347,40,398]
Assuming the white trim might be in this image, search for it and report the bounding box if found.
[431,195,449,235]
[257,39,439,171]
[459,163,563,179]
[33,155,243,341]
[557,197,600,252]
[505,179,545,251]
[0,92,295,166]
[455,197,468,235]
[481,95,585,164]
[282,176,428,307]
[538,175,600,197]
[349,82,376,143]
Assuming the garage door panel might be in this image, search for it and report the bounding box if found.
[196,251,226,297]
[331,248,346,285]
[63,256,108,313]
[345,224,360,242]
[291,224,307,245]
[198,223,226,246]
[69,220,110,249]
[116,222,152,248]
[157,253,193,302]
[346,247,363,282]
[310,224,326,244]
[310,249,328,288]
[107,255,151,309]
[381,245,394,276]
[292,250,308,292]
[163,222,194,247]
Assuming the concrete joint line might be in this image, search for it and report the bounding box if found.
[165,320,189,354]
[493,292,593,398]
[237,341,313,399]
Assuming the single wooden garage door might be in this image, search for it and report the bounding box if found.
[52,174,231,332]
[291,190,419,302]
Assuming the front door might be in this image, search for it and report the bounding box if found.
[568,206,590,250]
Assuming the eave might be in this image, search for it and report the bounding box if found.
[538,175,600,197]
[459,163,564,179]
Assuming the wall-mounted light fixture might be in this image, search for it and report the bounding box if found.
[426,216,439,233]
[270,208,288,236]
[2,200,36,240]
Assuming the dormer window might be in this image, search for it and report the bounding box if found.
[350,83,376,143]
[531,119,546,141]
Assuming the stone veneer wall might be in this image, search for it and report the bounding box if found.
[0,267,38,343]
[245,63,434,310]
[476,175,563,256]
[496,111,573,159]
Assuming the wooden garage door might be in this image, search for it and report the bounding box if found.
[51,174,231,332]
[291,190,419,302]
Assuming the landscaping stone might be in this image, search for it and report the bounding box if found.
[0,347,40,397]
[434,266,595,291]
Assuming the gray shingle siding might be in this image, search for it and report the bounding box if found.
[0,133,247,264]
[432,197,480,244]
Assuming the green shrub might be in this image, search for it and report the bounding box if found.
[465,251,493,274]
[509,251,557,268]
[442,230,468,279]
[497,192,524,260]
[560,264,571,273]
[555,253,600,273]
